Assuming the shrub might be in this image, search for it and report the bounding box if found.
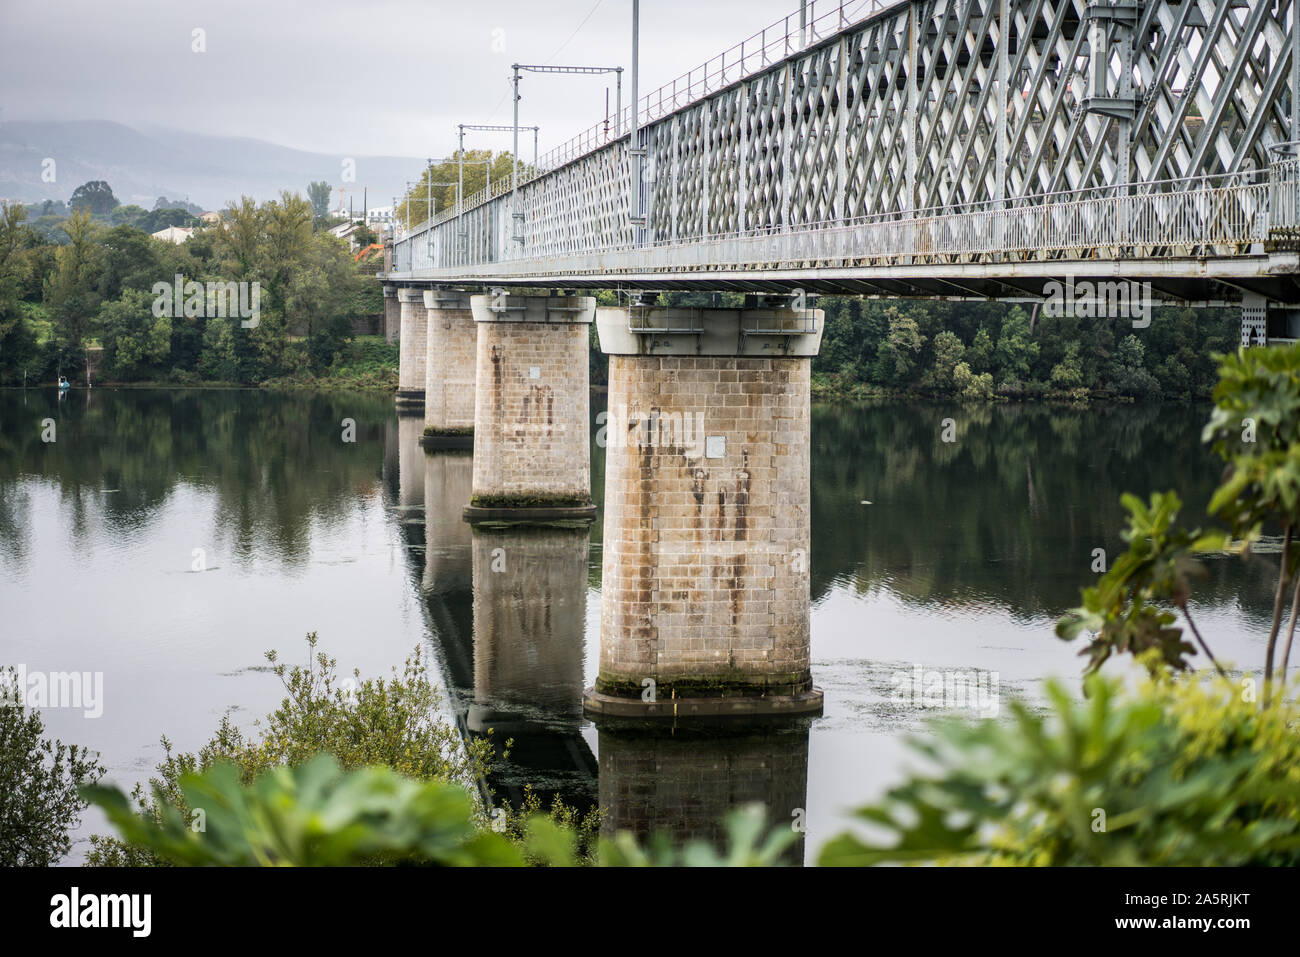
[820,670,1300,867]
[86,633,494,865]
[0,667,104,865]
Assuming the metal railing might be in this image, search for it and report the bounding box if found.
[1269,151,1300,231]
[394,164,1294,279]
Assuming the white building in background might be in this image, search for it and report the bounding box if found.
[330,206,394,225]
[151,225,194,244]
[364,206,393,228]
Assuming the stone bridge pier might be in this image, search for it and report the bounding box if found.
[395,287,428,410]
[382,285,400,345]
[584,305,825,719]
[463,293,597,523]
[422,291,477,450]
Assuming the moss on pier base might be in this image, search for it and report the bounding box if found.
[595,670,813,700]
[469,492,593,510]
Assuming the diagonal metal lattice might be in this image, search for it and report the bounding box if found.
[396,0,1300,282]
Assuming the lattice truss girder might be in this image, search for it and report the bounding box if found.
[416,0,1297,265]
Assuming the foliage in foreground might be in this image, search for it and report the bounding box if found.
[84,755,795,867]
[0,667,104,866]
[1057,342,1300,700]
[1056,490,1227,677]
[86,755,526,866]
[819,669,1300,867]
[86,633,495,865]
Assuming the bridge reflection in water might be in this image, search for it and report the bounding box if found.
[390,415,812,859]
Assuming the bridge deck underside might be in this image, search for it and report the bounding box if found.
[386,252,1300,306]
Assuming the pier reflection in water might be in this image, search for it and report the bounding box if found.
[411,438,601,818]
[597,724,810,863]
[405,432,810,854]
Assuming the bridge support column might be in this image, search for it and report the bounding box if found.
[584,305,825,720]
[382,285,400,344]
[396,287,427,410]
[464,294,597,522]
[422,291,476,450]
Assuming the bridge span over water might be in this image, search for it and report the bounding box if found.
[379,0,1300,726]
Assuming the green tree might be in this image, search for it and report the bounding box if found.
[43,208,99,379]
[872,307,926,387]
[307,180,333,220]
[951,360,994,400]
[967,326,994,375]
[924,329,965,391]
[98,288,172,380]
[993,306,1039,385]
[1056,490,1227,677]
[68,180,119,216]
[1202,344,1300,695]
[1107,333,1160,396]
[0,667,105,866]
[86,633,495,865]
[1048,341,1084,391]
[107,204,147,227]
[0,203,37,382]
[87,755,526,867]
[399,151,523,225]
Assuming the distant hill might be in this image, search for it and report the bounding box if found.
[0,119,421,212]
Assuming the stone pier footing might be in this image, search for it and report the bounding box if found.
[463,294,597,524]
[395,287,427,409]
[585,305,825,719]
[422,290,477,450]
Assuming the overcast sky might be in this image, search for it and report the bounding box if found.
[0,0,836,160]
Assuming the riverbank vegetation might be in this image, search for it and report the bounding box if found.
[0,667,104,866]
[638,292,1239,402]
[0,189,386,390]
[811,297,1241,401]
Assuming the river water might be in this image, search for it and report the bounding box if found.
[0,388,1276,864]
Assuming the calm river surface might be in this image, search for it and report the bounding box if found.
[0,388,1277,863]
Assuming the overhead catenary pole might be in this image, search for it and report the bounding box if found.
[505,63,623,238]
[512,64,522,243]
[630,0,644,242]
[459,124,530,247]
